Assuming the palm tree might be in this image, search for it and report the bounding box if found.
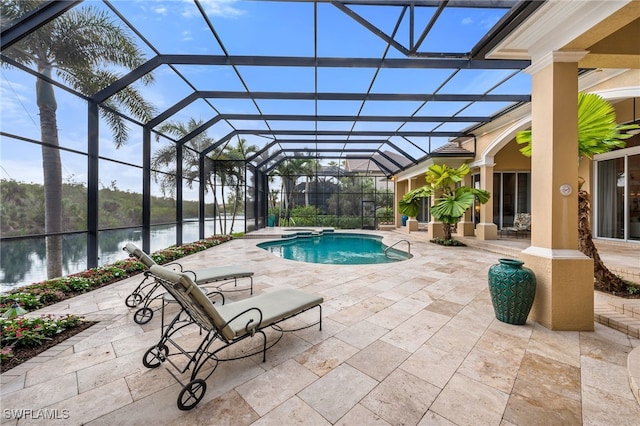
[222,138,257,232]
[152,119,227,230]
[1,1,155,278]
[153,127,257,235]
[271,158,314,223]
[516,92,638,293]
[399,164,490,241]
[298,158,318,207]
[152,119,215,196]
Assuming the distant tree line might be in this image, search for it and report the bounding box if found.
[0,179,220,237]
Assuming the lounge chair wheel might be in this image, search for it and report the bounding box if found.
[143,344,169,368]
[125,293,143,308]
[134,307,153,324]
[177,379,207,411]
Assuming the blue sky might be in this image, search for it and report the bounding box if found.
[0,0,530,195]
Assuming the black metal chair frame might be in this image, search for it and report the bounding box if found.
[143,267,323,411]
[122,244,253,325]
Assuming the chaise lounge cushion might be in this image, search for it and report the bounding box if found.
[212,289,323,340]
[149,265,323,342]
[191,265,253,284]
[125,242,253,284]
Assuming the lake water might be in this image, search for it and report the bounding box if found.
[0,218,245,293]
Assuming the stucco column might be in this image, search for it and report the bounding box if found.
[395,178,407,228]
[455,172,477,237]
[519,51,594,331]
[476,163,498,240]
[406,177,419,232]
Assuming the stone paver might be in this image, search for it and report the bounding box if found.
[1,230,639,425]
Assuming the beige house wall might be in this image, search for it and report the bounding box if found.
[393,64,637,247]
[394,179,408,227]
[389,3,638,331]
[587,69,640,94]
[494,139,531,172]
[612,96,640,124]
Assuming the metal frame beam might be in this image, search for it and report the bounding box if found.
[247,138,418,165]
[1,0,81,50]
[256,146,405,172]
[0,0,547,272]
[205,113,491,123]
[149,91,527,128]
[87,100,99,269]
[263,152,395,176]
[293,0,517,7]
[93,54,529,103]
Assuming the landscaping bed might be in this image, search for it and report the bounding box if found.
[0,236,233,315]
[0,236,233,373]
[0,315,94,373]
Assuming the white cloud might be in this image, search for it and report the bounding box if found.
[196,0,245,18]
[182,30,193,41]
[461,17,473,25]
[480,15,500,30]
[153,6,167,15]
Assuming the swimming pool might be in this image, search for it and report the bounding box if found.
[257,233,412,265]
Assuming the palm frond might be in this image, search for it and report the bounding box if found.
[100,105,129,147]
[431,191,475,224]
[52,6,149,73]
[577,92,626,158]
[516,92,637,159]
[398,186,433,217]
[516,130,532,157]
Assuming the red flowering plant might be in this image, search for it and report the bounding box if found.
[111,257,146,274]
[0,314,84,362]
[150,236,232,264]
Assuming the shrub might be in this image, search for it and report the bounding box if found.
[111,258,146,274]
[430,238,466,247]
[0,292,41,310]
[0,314,84,360]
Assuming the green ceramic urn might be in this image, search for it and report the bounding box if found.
[488,258,536,325]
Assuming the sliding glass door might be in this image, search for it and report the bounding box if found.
[629,154,640,241]
[492,172,531,229]
[595,150,640,241]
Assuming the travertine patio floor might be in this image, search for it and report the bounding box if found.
[1,230,639,425]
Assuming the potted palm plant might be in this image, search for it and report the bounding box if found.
[399,163,490,245]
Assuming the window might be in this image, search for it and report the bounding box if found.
[493,172,531,229]
[595,150,640,241]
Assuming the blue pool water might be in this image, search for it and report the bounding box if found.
[257,233,411,265]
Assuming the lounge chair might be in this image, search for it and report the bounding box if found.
[500,212,531,239]
[123,243,254,324]
[143,264,323,410]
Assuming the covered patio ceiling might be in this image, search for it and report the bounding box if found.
[2,0,545,176]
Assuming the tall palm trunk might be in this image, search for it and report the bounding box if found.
[443,223,453,240]
[229,173,242,233]
[305,177,310,207]
[578,188,627,293]
[283,177,294,220]
[220,179,228,234]
[38,65,63,278]
[206,175,222,235]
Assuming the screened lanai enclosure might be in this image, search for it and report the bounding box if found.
[0,0,538,288]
